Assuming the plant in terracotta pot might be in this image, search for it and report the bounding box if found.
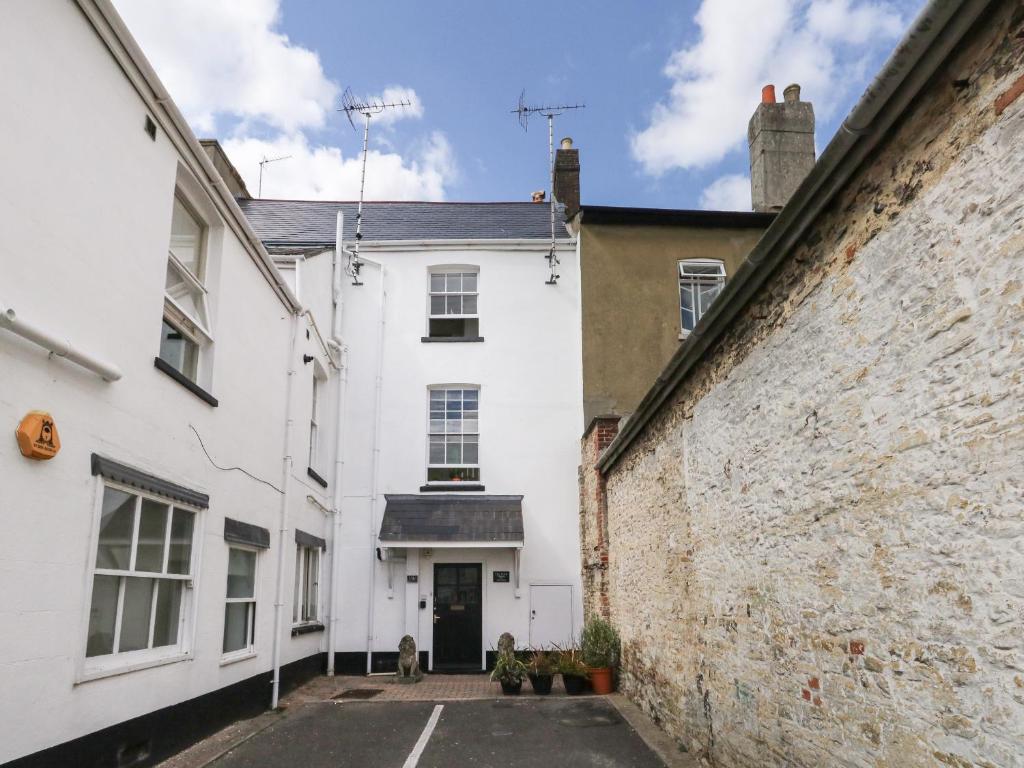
[490,651,527,695]
[526,649,557,695]
[581,617,620,695]
[556,646,589,695]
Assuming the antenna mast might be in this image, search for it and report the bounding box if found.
[512,90,584,284]
[340,87,412,285]
[257,155,292,198]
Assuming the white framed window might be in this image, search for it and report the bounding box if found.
[293,545,320,625]
[159,194,212,381]
[84,483,199,674]
[679,259,726,334]
[308,369,324,473]
[427,386,480,483]
[427,268,479,338]
[223,546,258,660]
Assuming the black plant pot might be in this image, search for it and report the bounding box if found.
[528,673,553,695]
[562,674,587,695]
[500,679,523,695]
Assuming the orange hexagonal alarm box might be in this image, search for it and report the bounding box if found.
[16,411,60,460]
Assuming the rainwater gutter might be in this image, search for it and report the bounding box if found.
[598,0,992,475]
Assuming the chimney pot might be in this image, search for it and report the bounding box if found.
[761,84,777,104]
[532,190,546,203]
[560,137,573,149]
[783,83,801,103]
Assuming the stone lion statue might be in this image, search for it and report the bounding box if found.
[397,634,422,683]
[497,632,515,659]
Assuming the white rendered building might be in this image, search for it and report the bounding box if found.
[246,200,585,673]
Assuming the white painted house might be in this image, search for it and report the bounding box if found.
[243,200,585,673]
[0,2,341,765]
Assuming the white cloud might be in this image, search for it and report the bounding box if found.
[631,0,910,176]
[114,0,454,199]
[226,132,456,201]
[700,174,751,211]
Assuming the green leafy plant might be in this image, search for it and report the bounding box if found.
[527,649,557,676]
[581,617,620,669]
[490,652,527,683]
[554,645,589,678]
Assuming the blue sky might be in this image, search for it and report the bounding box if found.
[115,0,926,209]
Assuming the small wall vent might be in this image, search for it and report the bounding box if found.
[144,115,157,141]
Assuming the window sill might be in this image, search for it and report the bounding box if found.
[154,357,219,406]
[421,336,485,343]
[220,650,258,666]
[76,651,192,684]
[419,484,485,493]
[291,622,325,637]
[307,467,328,488]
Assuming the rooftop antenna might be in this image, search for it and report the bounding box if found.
[340,87,412,285]
[512,89,584,284]
[257,155,291,199]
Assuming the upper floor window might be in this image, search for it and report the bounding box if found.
[679,260,726,334]
[160,195,212,381]
[308,369,324,473]
[428,269,479,339]
[85,483,198,669]
[428,386,480,483]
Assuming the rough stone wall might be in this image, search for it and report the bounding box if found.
[580,417,620,620]
[597,7,1024,767]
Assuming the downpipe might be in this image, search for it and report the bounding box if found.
[270,310,301,709]
[328,212,348,676]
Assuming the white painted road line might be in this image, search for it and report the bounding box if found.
[402,704,444,768]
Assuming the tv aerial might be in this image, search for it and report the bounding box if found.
[339,87,412,284]
[511,90,585,284]
[257,154,291,198]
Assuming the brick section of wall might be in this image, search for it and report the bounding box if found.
[590,6,1024,767]
[579,416,620,621]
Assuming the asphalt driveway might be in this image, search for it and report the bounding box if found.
[212,698,666,768]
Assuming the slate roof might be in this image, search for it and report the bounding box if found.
[379,494,524,544]
[237,199,567,247]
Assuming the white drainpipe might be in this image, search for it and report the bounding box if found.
[270,309,301,709]
[327,212,348,676]
[1,301,123,382]
[358,254,387,675]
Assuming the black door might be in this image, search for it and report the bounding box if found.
[433,563,482,670]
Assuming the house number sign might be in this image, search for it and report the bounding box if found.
[493,571,510,583]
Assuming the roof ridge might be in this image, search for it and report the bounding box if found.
[241,198,552,206]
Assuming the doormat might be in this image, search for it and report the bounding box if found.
[333,688,383,700]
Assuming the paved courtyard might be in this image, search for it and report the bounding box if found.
[213,699,665,768]
[159,675,692,768]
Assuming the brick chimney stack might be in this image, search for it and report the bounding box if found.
[748,83,815,212]
[553,137,580,218]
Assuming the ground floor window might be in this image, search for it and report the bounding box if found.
[223,547,258,657]
[86,484,197,665]
[293,544,320,625]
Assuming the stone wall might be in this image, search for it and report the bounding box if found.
[586,7,1024,767]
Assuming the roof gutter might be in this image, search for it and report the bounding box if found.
[75,0,301,313]
[598,0,993,475]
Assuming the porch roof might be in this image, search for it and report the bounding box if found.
[379,494,524,546]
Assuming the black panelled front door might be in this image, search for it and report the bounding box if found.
[433,563,482,670]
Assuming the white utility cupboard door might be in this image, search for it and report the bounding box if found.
[529,584,573,648]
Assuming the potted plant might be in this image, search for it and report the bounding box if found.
[526,649,556,695]
[581,617,620,695]
[490,652,527,695]
[557,646,589,695]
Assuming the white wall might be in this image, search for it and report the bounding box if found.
[0,3,335,761]
[333,243,584,663]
